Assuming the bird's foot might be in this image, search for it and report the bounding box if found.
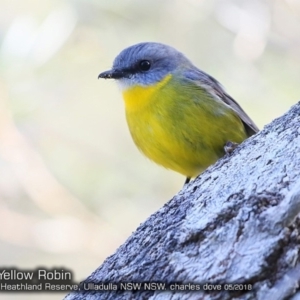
[184,177,191,185]
[224,141,239,154]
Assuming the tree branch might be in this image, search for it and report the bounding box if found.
[65,102,300,300]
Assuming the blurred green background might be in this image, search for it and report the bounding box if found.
[0,0,300,299]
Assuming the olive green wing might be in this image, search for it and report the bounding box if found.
[184,69,259,136]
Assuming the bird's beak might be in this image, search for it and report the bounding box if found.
[98,69,128,80]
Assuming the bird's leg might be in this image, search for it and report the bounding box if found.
[184,177,191,185]
[224,141,239,154]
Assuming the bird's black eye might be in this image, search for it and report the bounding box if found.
[139,60,151,71]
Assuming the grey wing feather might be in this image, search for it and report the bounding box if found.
[184,69,259,136]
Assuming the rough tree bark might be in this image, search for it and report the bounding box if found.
[65,102,300,300]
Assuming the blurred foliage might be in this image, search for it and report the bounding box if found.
[0,0,300,299]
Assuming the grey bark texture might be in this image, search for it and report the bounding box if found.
[65,103,300,300]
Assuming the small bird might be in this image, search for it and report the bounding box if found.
[98,42,258,184]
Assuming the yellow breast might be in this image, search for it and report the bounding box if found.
[121,74,247,178]
[122,74,172,112]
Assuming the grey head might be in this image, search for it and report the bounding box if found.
[98,42,192,89]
